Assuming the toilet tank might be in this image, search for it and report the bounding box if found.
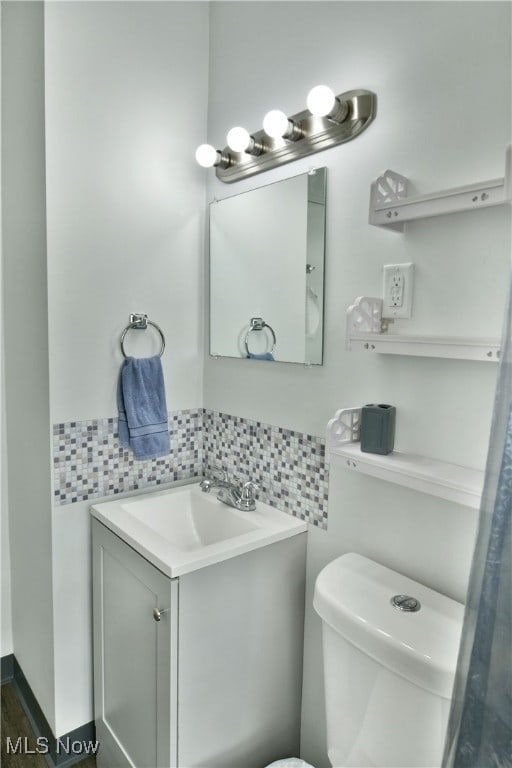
[313,553,464,768]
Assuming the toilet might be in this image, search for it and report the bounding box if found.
[313,553,464,768]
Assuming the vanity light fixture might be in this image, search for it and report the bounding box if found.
[196,85,376,183]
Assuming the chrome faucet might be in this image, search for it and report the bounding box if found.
[217,480,259,512]
[200,466,259,511]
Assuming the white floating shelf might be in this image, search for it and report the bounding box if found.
[329,443,484,509]
[369,146,511,230]
[348,332,501,362]
[345,298,501,362]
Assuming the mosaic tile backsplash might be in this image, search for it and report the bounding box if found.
[53,409,329,528]
[52,410,203,505]
[203,411,329,528]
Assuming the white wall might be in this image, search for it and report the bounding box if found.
[0,443,11,660]
[2,0,55,728]
[0,348,12,659]
[204,3,511,766]
[45,0,208,425]
[44,0,210,735]
[0,1,13,660]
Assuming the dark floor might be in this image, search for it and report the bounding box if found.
[1,684,96,768]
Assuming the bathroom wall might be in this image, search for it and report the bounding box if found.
[0,310,12,660]
[203,2,511,766]
[0,1,13,661]
[2,0,55,725]
[43,0,209,736]
[0,422,11,660]
[1,0,210,738]
[44,1,208,425]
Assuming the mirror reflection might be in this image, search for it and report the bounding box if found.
[209,168,326,365]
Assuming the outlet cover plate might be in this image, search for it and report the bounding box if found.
[382,263,414,319]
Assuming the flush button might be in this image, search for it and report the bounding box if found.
[391,594,421,612]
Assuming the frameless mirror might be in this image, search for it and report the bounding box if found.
[209,168,326,364]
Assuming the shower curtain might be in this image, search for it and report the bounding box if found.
[442,286,512,767]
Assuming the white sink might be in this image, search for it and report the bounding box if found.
[91,482,307,577]
[125,489,260,550]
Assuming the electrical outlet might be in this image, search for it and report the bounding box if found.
[390,272,403,307]
[383,263,414,319]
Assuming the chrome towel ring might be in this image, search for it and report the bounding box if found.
[120,313,166,359]
[244,317,276,356]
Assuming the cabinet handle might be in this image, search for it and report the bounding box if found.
[153,607,168,622]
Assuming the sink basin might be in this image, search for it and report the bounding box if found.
[125,489,259,550]
[91,482,307,577]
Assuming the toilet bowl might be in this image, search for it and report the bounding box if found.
[314,553,464,767]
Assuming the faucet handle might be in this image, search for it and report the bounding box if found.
[200,464,228,493]
[209,464,228,482]
[241,481,259,500]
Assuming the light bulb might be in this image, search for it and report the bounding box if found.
[195,144,219,168]
[263,110,290,139]
[306,85,336,117]
[227,126,251,153]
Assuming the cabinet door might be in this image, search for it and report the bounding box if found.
[92,520,178,768]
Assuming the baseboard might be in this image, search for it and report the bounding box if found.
[6,656,97,768]
[1,653,14,683]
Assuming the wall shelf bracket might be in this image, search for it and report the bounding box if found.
[345,296,383,350]
[369,145,511,229]
[326,407,362,460]
[346,296,501,361]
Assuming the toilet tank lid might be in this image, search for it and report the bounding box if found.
[313,553,464,699]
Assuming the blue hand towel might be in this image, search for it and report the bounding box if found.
[247,352,274,361]
[117,356,170,461]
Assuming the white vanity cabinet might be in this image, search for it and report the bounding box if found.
[92,518,307,768]
[92,522,178,768]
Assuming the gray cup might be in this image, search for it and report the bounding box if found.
[360,404,396,455]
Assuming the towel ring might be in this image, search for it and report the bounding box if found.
[244,317,276,356]
[120,314,166,359]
